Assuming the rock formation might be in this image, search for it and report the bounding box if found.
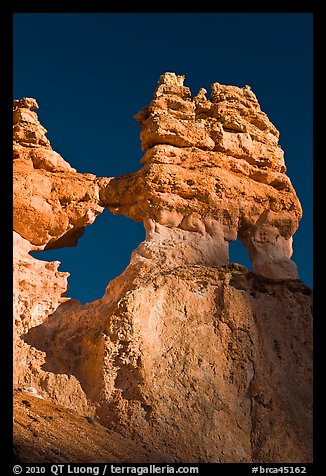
[102,72,301,279]
[13,97,106,249]
[14,390,170,463]
[13,73,312,463]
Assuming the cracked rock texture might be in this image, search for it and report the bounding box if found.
[13,74,312,463]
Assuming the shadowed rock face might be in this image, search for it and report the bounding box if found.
[13,73,312,463]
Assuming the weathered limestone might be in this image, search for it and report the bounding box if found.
[13,74,312,463]
[22,256,313,463]
[13,231,92,414]
[13,98,106,248]
[100,72,301,279]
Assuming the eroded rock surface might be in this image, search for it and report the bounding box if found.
[14,390,171,463]
[13,98,107,248]
[13,74,312,463]
[101,72,301,280]
[24,258,312,463]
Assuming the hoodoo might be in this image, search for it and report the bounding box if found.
[13,73,312,463]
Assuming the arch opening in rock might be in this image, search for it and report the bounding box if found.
[30,210,146,304]
[228,238,253,271]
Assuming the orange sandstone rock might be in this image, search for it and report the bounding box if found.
[101,72,302,280]
[13,98,106,248]
[13,74,312,463]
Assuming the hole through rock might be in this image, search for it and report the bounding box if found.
[228,238,252,271]
[31,210,145,304]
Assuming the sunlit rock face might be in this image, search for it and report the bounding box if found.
[102,72,302,280]
[13,97,106,249]
[13,74,312,463]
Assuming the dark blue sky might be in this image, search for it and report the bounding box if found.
[13,13,313,302]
